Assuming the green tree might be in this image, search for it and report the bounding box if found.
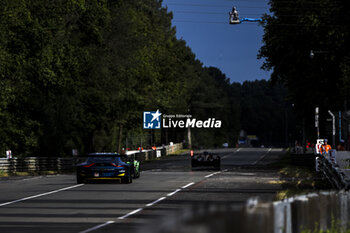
[259,0,350,142]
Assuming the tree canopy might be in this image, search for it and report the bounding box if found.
[0,0,292,156]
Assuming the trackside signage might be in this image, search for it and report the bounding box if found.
[143,110,221,129]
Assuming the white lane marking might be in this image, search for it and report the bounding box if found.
[81,180,197,232]
[181,182,194,189]
[0,184,84,207]
[251,148,272,165]
[222,148,241,159]
[20,174,60,182]
[82,181,197,231]
[79,221,115,233]
[145,196,166,207]
[117,208,143,220]
[167,189,181,197]
[22,176,43,181]
[145,182,196,209]
[205,171,221,178]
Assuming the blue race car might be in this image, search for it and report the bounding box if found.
[76,152,133,184]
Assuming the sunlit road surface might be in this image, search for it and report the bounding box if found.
[0,148,285,233]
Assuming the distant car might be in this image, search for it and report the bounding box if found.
[238,140,246,145]
[191,151,220,170]
[76,152,133,184]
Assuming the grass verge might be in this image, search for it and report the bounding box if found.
[273,151,331,200]
[168,149,190,156]
[301,219,350,233]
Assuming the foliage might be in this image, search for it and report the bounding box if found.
[0,0,291,156]
[0,0,233,156]
[301,219,350,233]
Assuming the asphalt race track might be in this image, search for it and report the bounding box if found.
[0,148,285,233]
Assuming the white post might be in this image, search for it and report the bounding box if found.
[328,110,335,148]
[315,107,320,139]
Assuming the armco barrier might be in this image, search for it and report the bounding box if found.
[0,157,74,172]
[0,143,183,173]
[145,191,350,233]
[316,151,350,190]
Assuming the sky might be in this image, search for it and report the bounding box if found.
[162,0,271,83]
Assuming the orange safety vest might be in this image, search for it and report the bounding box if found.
[320,144,332,154]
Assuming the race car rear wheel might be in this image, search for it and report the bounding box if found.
[132,167,138,179]
[122,175,132,184]
[77,175,84,184]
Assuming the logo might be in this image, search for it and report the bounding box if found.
[143,111,222,129]
[163,118,221,128]
[143,110,162,129]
